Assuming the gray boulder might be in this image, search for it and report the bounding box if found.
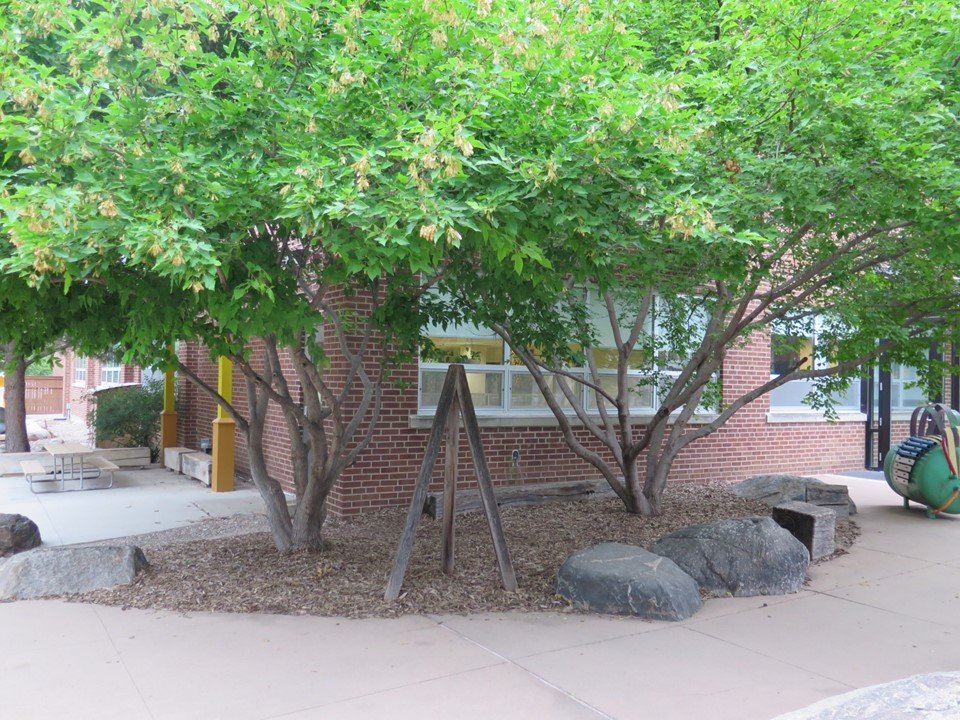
[653,517,809,597]
[556,542,702,620]
[731,474,857,517]
[0,545,148,600]
[0,513,41,557]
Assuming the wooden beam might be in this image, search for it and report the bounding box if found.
[384,367,459,601]
[454,367,518,592]
[385,364,518,600]
[425,479,613,521]
[441,396,459,575]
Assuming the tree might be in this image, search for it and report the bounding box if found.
[0,0,649,549]
[0,270,123,451]
[435,0,960,514]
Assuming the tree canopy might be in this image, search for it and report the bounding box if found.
[1,0,958,515]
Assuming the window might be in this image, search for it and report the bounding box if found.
[769,317,859,410]
[420,321,506,410]
[418,292,695,416]
[73,356,88,384]
[99,351,122,386]
[889,364,928,410]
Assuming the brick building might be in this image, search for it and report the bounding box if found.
[175,301,947,517]
[53,348,143,424]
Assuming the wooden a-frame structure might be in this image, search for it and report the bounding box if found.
[384,364,518,601]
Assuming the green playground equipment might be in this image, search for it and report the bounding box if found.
[884,404,960,518]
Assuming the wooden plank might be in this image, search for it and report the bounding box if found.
[20,461,46,475]
[86,456,120,471]
[384,367,459,601]
[427,479,613,521]
[455,367,518,593]
[95,447,151,466]
[24,375,64,414]
[441,396,459,575]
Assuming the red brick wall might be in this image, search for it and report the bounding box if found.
[329,317,868,515]
[177,306,875,517]
[176,341,298,485]
[58,349,142,427]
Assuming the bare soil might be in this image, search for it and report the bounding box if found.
[74,482,859,618]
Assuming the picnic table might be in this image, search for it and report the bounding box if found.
[21,443,118,492]
[47,443,96,484]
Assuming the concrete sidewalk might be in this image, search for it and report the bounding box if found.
[1,475,959,720]
[0,467,265,545]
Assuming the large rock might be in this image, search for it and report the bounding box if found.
[653,517,809,597]
[772,671,960,719]
[0,514,41,557]
[555,543,702,620]
[731,474,857,518]
[0,545,148,600]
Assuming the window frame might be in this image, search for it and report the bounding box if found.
[73,356,88,385]
[99,352,123,386]
[417,291,690,417]
[769,316,860,411]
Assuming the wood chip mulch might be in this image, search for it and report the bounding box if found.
[72,482,859,618]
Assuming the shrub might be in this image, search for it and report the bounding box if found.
[91,379,166,461]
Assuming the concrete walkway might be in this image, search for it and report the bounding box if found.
[1,475,959,720]
[0,467,265,545]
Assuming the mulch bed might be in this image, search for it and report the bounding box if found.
[73,482,859,618]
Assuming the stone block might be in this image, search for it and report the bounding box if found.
[773,500,836,561]
[163,446,194,473]
[733,474,857,517]
[804,483,850,505]
[181,452,212,486]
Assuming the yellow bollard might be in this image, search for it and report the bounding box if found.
[211,356,235,492]
[160,368,177,451]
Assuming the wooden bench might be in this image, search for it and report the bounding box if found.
[20,460,52,493]
[83,455,119,489]
[21,456,118,492]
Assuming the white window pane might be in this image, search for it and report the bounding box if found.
[900,383,926,408]
[771,377,860,409]
[770,379,813,407]
[100,366,121,385]
[834,382,861,409]
[510,371,572,410]
[420,369,503,409]
[74,357,87,382]
[656,299,708,372]
[586,291,653,369]
[587,374,654,410]
[424,336,504,365]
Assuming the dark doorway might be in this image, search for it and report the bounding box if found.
[863,365,891,471]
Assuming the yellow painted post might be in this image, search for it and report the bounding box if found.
[211,356,235,492]
[160,368,177,452]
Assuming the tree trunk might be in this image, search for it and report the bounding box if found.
[2,344,30,453]
[290,458,331,551]
[291,501,327,551]
[246,437,295,553]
